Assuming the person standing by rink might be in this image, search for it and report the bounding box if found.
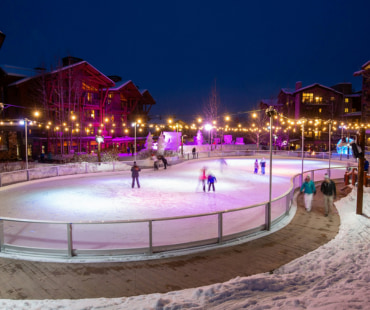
[320,173,336,217]
[260,158,266,175]
[254,159,259,174]
[300,175,316,212]
[131,161,141,188]
[207,173,217,192]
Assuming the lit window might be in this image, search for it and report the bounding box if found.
[344,108,349,113]
[319,108,322,113]
[302,93,313,103]
[315,96,322,103]
[345,98,349,103]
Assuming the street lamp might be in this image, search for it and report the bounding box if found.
[95,135,104,163]
[265,106,277,231]
[298,118,306,183]
[132,119,141,162]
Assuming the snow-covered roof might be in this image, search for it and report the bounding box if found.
[107,80,132,91]
[293,83,342,95]
[0,64,37,78]
[353,60,370,76]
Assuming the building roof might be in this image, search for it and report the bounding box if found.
[0,64,37,78]
[353,60,370,76]
[293,83,342,95]
[8,61,115,87]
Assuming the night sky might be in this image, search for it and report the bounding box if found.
[1,0,369,121]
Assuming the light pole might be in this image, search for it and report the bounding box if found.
[132,119,141,162]
[299,118,306,183]
[327,120,332,176]
[24,118,29,170]
[95,135,104,163]
[265,106,277,231]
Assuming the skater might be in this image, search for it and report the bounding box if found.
[260,158,266,175]
[152,153,159,170]
[219,158,227,172]
[161,156,168,169]
[320,174,336,217]
[197,166,207,192]
[300,175,316,212]
[192,147,196,159]
[254,159,259,174]
[207,173,217,192]
[131,161,141,188]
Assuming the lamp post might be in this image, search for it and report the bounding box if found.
[265,106,277,231]
[132,119,141,162]
[328,120,332,176]
[95,135,104,163]
[299,118,306,183]
[24,118,29,170]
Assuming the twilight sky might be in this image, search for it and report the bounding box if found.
[1,0,369,121]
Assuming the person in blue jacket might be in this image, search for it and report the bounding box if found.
[207,173,217,192]
[300,175,316,212]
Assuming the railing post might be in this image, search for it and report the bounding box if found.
[218,213,223,244]
[0,219,4,251]
[57,166,60,176]
[149,220,153,255]
[67,223,73,257]
[265,202,271,231]
[286,194,290,214]
[26,169,30,181]
[0,174,2,187]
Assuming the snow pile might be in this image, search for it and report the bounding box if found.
[1,187,369,309]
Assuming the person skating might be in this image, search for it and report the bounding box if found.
[254,159,259,174]
[197,166,207,192]
[320,173,336,217]
[161,156,168,169]
[260,158,266,175]
[207,173,217,192]
[131,161,141,188]
[300,175,316,212]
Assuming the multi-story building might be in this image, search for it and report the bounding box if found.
[0,57,155,160]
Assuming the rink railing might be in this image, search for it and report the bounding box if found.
[0,164,348,260]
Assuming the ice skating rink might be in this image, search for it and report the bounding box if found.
[0,158,347,254]
[0,158,343,222]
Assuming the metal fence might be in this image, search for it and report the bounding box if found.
[0,157,348,261]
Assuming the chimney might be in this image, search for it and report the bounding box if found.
[295,81,302,90]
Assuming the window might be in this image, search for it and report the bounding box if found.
[315,96,323,103]
[302,93,313,103]
[330,97,335,101]
[344,108,349,113]
[319,108,322,113]
[345,98,349,103]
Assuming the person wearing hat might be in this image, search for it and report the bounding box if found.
[300,175,316,212]
[320,173,336,217]
[131,161,141,188]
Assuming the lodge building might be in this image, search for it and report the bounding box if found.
[0,57,155,161]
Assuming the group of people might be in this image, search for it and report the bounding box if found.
[198,166,217,192]
[254,158,266,175]
[152,154,168,170]
[300,173,336,217]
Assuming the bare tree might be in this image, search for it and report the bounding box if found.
[245,106,269,150]
[203,80,221,144]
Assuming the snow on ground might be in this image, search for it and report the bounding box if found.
[1,158,369,309]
